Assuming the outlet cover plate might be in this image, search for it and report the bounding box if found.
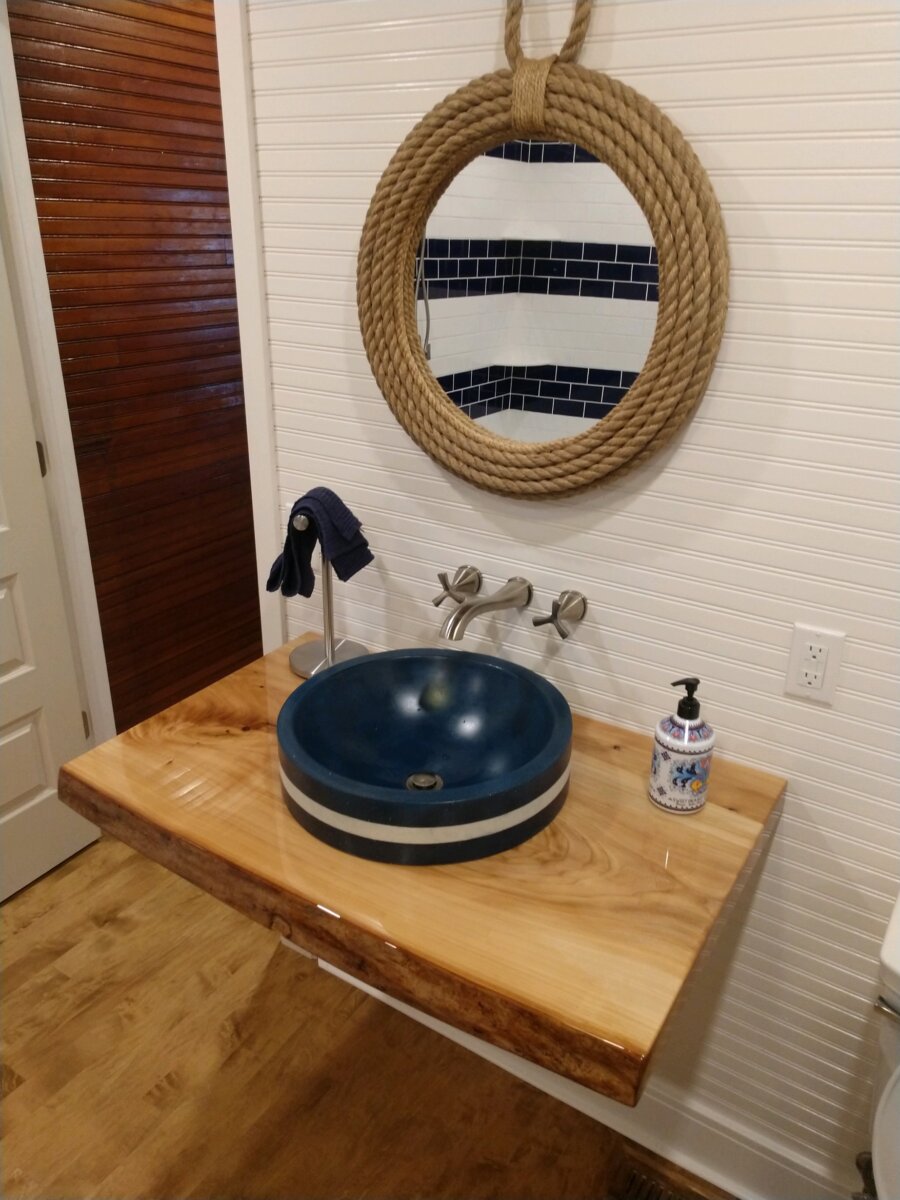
[785,623,845,704]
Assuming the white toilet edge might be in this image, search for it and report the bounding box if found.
[873,1062,900,1200]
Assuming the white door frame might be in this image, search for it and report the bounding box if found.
[0,12,115,744]
[214,0,284,652]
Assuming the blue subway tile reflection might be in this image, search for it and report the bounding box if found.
[418,238,657,303]
[435,364,639,422]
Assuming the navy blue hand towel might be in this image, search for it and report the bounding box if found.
[266,487,374,598]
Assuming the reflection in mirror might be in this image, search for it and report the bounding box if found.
[415,140,658,443]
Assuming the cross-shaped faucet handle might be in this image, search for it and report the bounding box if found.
[432,565,483,607]
[532,590,587,639]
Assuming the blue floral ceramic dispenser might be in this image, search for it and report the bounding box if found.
[648,678,716,814]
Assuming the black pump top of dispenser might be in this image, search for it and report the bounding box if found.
[672,677,701,720]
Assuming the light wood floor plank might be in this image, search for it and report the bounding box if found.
[2,840,616,1200]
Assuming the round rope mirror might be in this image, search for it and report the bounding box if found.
[357,0,728,499]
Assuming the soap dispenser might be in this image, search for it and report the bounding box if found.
[648,678,715,814]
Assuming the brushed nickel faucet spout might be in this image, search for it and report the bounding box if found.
[440,577,533,641]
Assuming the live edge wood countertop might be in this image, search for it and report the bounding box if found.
[59,636,785,1107]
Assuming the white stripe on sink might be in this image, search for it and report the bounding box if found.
[279,765,570,845]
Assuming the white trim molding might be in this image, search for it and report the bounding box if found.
[214,0,285,652]
[0,10,115,744]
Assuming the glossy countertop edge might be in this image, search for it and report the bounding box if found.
[57,635,786,1107]
[58,768,645,1104]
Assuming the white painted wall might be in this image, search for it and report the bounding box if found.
[431,151,653,243]
[423,292,655,377]
[479,405,595,440]
[225,2,900,1196]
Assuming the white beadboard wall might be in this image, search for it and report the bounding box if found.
[231,1,900,1196]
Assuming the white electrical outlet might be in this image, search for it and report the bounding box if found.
[800,664,824,689]
[785,623,845,704]
[804,639,828,664]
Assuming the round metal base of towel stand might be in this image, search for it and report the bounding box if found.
[289,638,370,679]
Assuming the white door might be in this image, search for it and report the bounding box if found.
[0,235,98,899]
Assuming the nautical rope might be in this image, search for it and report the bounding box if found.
[357,0,728,498]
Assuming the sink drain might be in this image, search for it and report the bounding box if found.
[405,772,443,791]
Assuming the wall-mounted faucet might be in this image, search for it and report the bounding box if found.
[432,566,586,644]
[440,576,533,641]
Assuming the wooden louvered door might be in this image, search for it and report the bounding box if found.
[8,0,262,731]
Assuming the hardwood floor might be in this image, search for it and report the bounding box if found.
[2,839,619,1199]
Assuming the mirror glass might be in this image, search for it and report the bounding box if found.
[415,140,658,443]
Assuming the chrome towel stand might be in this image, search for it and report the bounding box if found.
[287,514,369,678]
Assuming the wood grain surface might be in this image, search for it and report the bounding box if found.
[1,839,621,1200]
[9,0,260,731]
[58,638,785,1106]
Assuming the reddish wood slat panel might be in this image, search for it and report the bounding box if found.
[43,235,232,253]
[21,98,228,140]
[68,384,245,434]
[24,119,227,159]
[81,458,248,526]
[65,344,241,380]
[59,322,239,358]
[18,80,226,127]
[51,267,236,289]
[27,139,227,174]
[112,637,263,732]
[76,428,250,498]
[46,0,217,37]
[61,331,241,373]
[53,296,238,333]
[11,0,261,731]
[66,363,243,407]
[17,60,222,105]
[39,218,236,235]
[49,252,230,272]
[91,495,254,588]
[37,199,232,219]
[34,184,231,207]
[9,22,221,74]
[11,0,218,54]
[31,162,231,191]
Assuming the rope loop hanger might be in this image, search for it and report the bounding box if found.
[505,0,594,135]
[356,0,729,499]
[503,0,593,67]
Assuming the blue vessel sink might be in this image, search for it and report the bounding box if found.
[277,647,572,865]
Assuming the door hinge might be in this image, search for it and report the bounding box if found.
[36,440,48,477]
[81,710,91,739]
